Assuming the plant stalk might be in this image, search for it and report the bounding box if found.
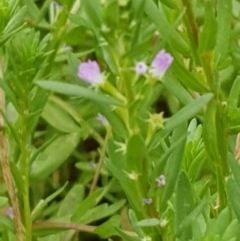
[0,66,23,241]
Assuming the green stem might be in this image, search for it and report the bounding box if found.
[121,69,134,103]
[19,102,32,241]
[89,127,110,194]
[181,0,200,64]
[201,52,216,91]
[215,102,228,209]
[204,100,227,211]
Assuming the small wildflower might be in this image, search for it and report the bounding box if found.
[146,112,165,145]
[143,198,153,205]
[96,114,108,126]
[124,170,138,180]
[77,60,104,85]
[147,112,165,130]
[150,50,173,78]
[155,174,166,187]
[4,207,13,219]
[135,61,148,75]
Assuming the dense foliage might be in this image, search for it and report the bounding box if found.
[1,0,240,241]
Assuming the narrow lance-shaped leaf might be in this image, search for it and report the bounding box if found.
[175,171,194,239]
[198,1,217,52]
[144,0,189,54]
[165,93,213,134]
[227,179,240,222]
[160,123,187,211]
[30,133,80,182]
[214,0,232,67]
[36,81,122,106]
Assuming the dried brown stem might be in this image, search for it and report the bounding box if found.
[235,133,240,162]
[0,63,23,241]
[89,128,110,195]
[33,221,137,237]
[33,221,96,233]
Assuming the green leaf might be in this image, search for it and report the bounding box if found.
[163,76,193,105]
[137,218,160,227]
[228,75,240,109]
[0,215,14,232]
[228,153,240,188]
[144,0,189,54]
[32,183,68,221]
[104,0,119,29]
[176,195,210,236]
[114,226,139,241]
[222,219,239,241]
[0,197,8,208]
[214,0,232,67]
[216,208,230,237]
[198,1,217,52]
[73,200,125,225]
[187,144,206,181]
[19,0,40,21]
[81,0,103,28]
[164,93,213,134]
[71,185,111,222]
[131,0,145,20]
[175,172,194,239]
[28,87,48,132]
[36,81,122,106]
[184,121,206,181]
[30,133,80,182]
[202,100,219,169]
[98,105,128,139]
[3,6,26,34]
[32,224,69,238]
[126,134,146,173]
[215,104,228,173]
[153,134,187,179]
[94,215,121,239]
[171,61,208,92]
[106,139,144,216]
[0,79,20,112]
[227,179,240,222]
[128,209,145,238]
[96,36,119,74]
[159,0,177,8]
[10,161,25,195]
[42,98,80,133]
[57,184,85,217]
[160,124,187,211]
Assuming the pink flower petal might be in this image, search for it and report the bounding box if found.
[150,50,173,78]
[77,60,103,85]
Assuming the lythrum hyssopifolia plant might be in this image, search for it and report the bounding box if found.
[1,0,240,241]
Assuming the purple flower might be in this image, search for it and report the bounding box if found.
[96,114,108,126]
[4,207,13,219]
[155,174,166,187]
[77,60,104,85]
[135,61,148,75]
[143,197,153,205]
[150,50,173,78]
